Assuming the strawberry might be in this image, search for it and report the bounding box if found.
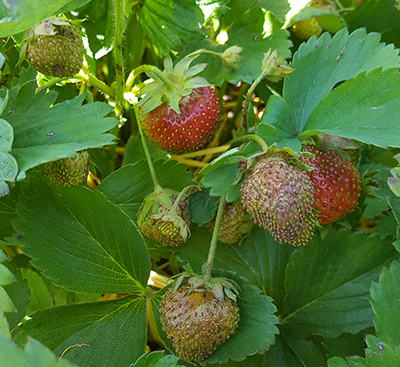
[137,189,190,247]
[207,199,252,244]
[138,56,220,154]
[299,145,361,224]
[21,17,83,78]
[292,1,335,40]
[292,18,323,41]
[159,278,240,362]
[241,152,316,247]
[46,150,89,187]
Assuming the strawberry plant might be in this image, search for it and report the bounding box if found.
[1,0,400,366]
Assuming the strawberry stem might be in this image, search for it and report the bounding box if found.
[171,185,196,212]
[114,0,125,118]
[234,134,268,153]
[126,64,174,93]
[241,72,266,130]
[134,108,162,191]
[203,195,226,282]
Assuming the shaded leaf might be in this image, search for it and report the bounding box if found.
[2,82,117,180]
[13,296,146,367]
[3,280,30,330]
[13,176,150,294]
[174,226,292,313]
[303,68,400,148]
[346,0,400,50]
[187,188,218,226]
[97,160,193,221]
[20,269,53,314]
[139,0,204,55]
[282,230,397,338]
[0,182,21,243]
[0,334,76,367]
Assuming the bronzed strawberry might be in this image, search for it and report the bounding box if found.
[21,17,83,78]
[137,189,190,247]
[241,152,316,247]
[140,86,219,153]
[159,280,240,362]
[46,150,89,187]
[207,199,252,244]
[299,145,361,224]
[138,55,220,154]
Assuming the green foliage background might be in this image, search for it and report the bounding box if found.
[1,0,400,366]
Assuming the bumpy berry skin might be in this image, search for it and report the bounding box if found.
[159,283,240,362]
[207,200,252,244]
[26,18,83,78]
[46,150,89,187]
[137,191,190,247]
[241,154,315,247]
[299,146,361,224]
[140,87,219,154]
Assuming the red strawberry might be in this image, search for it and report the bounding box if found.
[299,145,361,224]
[138,55,220,154]
[140,86,219,153]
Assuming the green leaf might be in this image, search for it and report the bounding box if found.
[20,269,53,314]
[2,81,118,180]
[370,260,400,347]
[328,335,400,367]
[0,118,18,196]
[303,68,400,148]
[152,280,279,364]
[13,295,146,367]
[227,9,292,84]
[174,226,292,313]
[258,96,302,150]
[346,0,400,50]
[282,28,400,134]
[139,0,204,55]
[187,188,218,226]
[3,280,30,330]
[323,331,370,360]
[132,351,182,367]
[0,0,80,38]
[200,164,242,201]
[282,230,397,338]
[13,176,150,294]
[0,333,76,367]
[54,289,100,307]
[279,327,327,367]
[97,159,193,221]
[0,182,20,243]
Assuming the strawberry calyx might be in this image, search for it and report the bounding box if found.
[171,264,240,302]
[137,187,191,245]
[137,55,211,117]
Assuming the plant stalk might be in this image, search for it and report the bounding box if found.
[134,108,162,191]
[114,0,125,117]
[203,195,226,282]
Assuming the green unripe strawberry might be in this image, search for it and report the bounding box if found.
[207,199,252,244]
[137,189,190,247]
[160,280,240,362]
[292,18,322,40]
[241,152,316,247]
[22,17,83,78]
[46,150,89,187]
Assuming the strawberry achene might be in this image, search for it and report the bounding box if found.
[300,145,361,224]
[140,86,219,154]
